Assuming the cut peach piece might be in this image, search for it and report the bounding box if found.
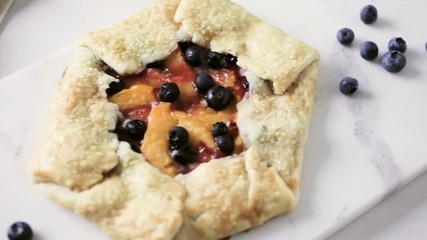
[142,103,177,176]
[109,84,156,112]
[173,110,217,150]
[124,68,167,88]
[125,105,152,121]
[209,69,237,88]
[175,81,200,108]
[165,49,196,82]
[189,105,237,126]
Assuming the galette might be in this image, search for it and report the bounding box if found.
[30,0,320,239]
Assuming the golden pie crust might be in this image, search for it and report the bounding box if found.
[30,0,320,239]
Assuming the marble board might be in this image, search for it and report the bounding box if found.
[1,0,427,239]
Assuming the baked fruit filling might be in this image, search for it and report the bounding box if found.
[105,42,248,176]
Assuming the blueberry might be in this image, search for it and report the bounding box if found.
[381,51,406,73]
[7,222,33,240]
[106,80,124,96]
[130,145,142,153]
[388,37,407,53]
[215,135,235,154]
[212,122,228,137]
[206,86,234,111]
[339,77,359,95]
[170,146,196,165]
[360,5,378,24]
[185,46,208,67]
[360,41,379,61]
[225,54,238,66]
[146,61,164,68]
[425,41,427,51]
[159,82,180,102]
[195,72,216,94]
[179,42,197,53]
[169,126,189,148]
[126,120,147,139]
[337,28,355,45]
[207,52,224,69]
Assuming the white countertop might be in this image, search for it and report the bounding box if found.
[1,1,427,239]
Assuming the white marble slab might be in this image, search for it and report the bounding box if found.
[1,0,427,239]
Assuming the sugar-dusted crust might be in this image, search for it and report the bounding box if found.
[30,46,120,191]
[30,0,320,239]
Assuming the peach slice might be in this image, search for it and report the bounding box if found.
[124,68,167,89]
[165,49,196,82]
[189,105,237,125]
[109,84,156,111]
[173,110,217,150]
[175,81,200,108]
[210,68,237,88]
[142,103,177,176]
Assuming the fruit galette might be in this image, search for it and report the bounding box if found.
[30,0,320,239]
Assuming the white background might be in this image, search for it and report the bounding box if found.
[1,0,427,239]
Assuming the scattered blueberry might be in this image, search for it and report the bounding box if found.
[212,122,228,137]
[381,50,407,73]
[388,37,407,53]
[126,120,147,139]
[169,126,189,148]
[206,86,234,111]
[7,221,33,240]
[195,72,216,94]
[185,46,208,67]
[360,5,378,24]
[170,145,196,165]
[339,77,359,95]
[146,61,164,68]
[425,41,427,51]
[207,52,223,69]
[337,28,355,45]
[159,82,180,102]
[215,135,235,154]
[106,80,124,96]
[224,54,238,66]
[360,41,379,61]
